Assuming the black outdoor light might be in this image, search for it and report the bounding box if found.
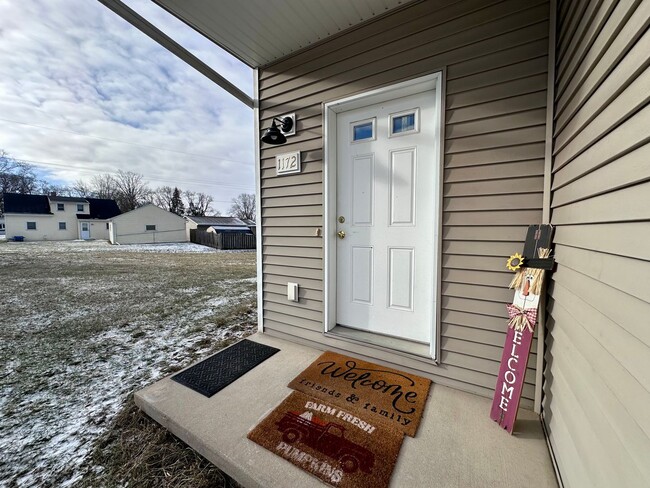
[261,115,294,145]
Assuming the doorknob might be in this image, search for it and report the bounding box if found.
[337,230,346,239]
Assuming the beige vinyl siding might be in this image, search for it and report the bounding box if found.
[543,1,650,487]
[258,0,549,407]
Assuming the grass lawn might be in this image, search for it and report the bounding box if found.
[0,241,257,487]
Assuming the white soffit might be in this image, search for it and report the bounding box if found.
[153,0,417,68]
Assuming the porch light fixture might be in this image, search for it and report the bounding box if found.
[261,114,295,145]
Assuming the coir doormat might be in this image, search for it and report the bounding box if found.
[172,339,279,397]
[288,351,431,437]
[248,390,404,488]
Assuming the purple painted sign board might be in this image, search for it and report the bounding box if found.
[490,224,553,434]
[489,324,535,433]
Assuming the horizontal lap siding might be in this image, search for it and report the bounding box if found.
[545,1,650,487]
[259,0,549,403]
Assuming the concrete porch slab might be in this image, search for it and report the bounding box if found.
[135,334,557,488]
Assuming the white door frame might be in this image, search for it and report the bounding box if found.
[323,72,444,361]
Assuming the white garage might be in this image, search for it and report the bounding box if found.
[108,204,187,245]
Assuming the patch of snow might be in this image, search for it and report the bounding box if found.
[0,246,257,487]
[0,240,231,254]
[205,297,229,307]
[192,297,232,320]
[179,287,201,294]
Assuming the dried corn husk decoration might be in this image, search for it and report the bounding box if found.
[509,247,551,295]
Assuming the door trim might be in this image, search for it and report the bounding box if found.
[323,71,444,361]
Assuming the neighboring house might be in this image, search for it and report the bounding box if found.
[187,215,255,249]
[185,215,255,234]
[110,1,649,487]
[2,193,120,241]
[241,218,256,236]
[205,224,252,235]
[108,204,188,245]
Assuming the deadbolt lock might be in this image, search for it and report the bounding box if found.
[338,216,345,223]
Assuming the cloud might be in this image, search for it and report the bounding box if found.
[0,0,254,213]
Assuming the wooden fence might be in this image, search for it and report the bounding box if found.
[190,229,256,250]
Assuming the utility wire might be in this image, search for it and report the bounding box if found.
[0,116,252,164]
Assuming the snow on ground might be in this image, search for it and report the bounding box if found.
[0,242,257,487]
[0,239,255,254]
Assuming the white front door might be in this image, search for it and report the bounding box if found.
[335,89,438,344]
[80,222,90,239]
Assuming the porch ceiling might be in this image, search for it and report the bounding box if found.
[153,0,419,68]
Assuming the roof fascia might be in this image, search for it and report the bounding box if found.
[97,0,254,109]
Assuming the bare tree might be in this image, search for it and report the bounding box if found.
[38,182,73,197]
[1,150,39,215]
[90,174,118,200]
[0,151,212,219]
[113,170,150,212]
[152,185,174,210]
[0,151,38,195]
[152,186,186,215]
[184,190,214,217]
[72,179,95,197]
[229,193,256,220]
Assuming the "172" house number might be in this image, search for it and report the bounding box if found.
[275,151,301,175]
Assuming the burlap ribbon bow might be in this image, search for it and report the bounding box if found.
[505,304,538,332]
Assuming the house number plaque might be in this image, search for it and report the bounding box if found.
[275,151,301,175]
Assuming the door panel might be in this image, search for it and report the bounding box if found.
[388,247,414,310]
[351,246,373,304]
[390,147,417,225]
[352,154,374,226]
[336,89,438,344]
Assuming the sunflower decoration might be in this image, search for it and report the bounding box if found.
[509,248,552,294]
[506,252,524,272]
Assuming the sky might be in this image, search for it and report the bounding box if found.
[0,0,254,214]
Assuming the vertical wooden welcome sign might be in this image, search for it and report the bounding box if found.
[490,225,554,433]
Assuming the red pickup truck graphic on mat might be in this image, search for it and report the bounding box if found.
[277,411,375,474]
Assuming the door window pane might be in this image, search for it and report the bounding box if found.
[351,118,375,142]
[393,114,415,133]
[390,108,419,136]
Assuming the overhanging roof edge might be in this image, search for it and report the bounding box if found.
[152,0,423,70]
[152,0,259,69]
[254,0,425,70]
[97,0,254,108]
